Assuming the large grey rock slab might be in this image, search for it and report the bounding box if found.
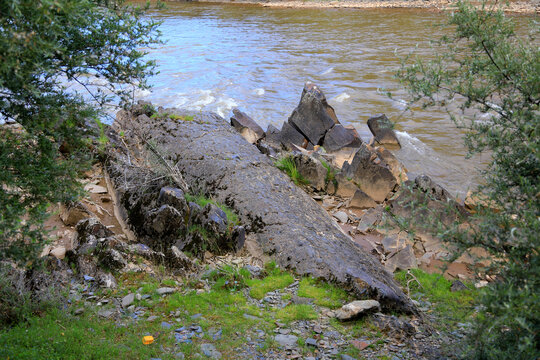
[110,106,416,313]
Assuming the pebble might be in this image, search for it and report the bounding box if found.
[200,343,221,359]
[122,293,135,307]
[147,315,158,322]
[305,338,318,347]
[274,334,298,347]
[333,211,349,223]
[156,287,176,295]
[161,321,172,329]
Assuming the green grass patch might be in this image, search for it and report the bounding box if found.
[274,156,309,186]
[0,309,174,360]
[394,269,477,325]
[275,304,318,323]
[184,194,239,226]
[297,277,349,308]
[319,159,337,187]
[247,272,294,300]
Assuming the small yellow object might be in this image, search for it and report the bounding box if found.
[142,336,154,345]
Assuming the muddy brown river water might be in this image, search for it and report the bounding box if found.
[137,3,533,197]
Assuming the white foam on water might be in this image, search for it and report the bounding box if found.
[173,96,189,108]
[396,131,431,156]
[134,88,152,98]
[331,92,350,103]
[191,89,215,107]
[253,88,265,96]
[320,67,334,75]
[215,96,238,118]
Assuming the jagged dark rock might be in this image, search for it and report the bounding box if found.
[230,108,265,143]
[342,144,397,202]
[323,124,363,153]
[107,104,417,314]
[288,82,337,146]
[367,114,401,147]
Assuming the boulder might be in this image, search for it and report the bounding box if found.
[288,82,337,145]
[376,147,408,183]
[367,114,400,147]
[334,173,360,198]
[107,105,418,313]
[230,108,265,141]
[265,124,282,148]
[335,300,381,321]
[323,124,363,153]
[342,144,397,202]
[158,187,189,215]
[347,189,377,209]
[292,154,327,191]
[279,121,308,149]
[385,244,417,273]
[145,205,185,236]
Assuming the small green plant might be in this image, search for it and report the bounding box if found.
[184,194,239,227]
[274,156,309,186]
[204,265,251,291]
[320,159,337,188]
[275,304,317,323]
[247,263,294,299]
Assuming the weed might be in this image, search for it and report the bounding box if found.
[274,156,309,186]
[320,159,337,188]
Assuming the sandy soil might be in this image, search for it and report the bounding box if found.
[193,0,539,14]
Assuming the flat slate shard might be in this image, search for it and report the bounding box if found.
[110,105,416,314]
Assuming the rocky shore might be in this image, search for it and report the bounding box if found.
[190,0,539,14]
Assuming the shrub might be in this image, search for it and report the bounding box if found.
[396,1,539,358]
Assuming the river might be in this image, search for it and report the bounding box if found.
[138,3,516,197]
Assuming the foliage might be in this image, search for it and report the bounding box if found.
[247,263,294,299]
[0,0,161,265]
[320,159,337,188]
[275,304,317,323]
[274,156,309,186]
[396,1,539,358]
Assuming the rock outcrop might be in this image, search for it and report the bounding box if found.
[367,114,401,147]
[109,103,416,313]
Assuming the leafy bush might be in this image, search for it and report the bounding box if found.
[396,1,539,358]
[0,0,161,265]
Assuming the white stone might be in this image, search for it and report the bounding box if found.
[50,246,66,260]
[335,300,380,321]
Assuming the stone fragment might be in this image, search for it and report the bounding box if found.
[342,144,397,202]
[60,202,94,226]
[97,272,117,288]
[200,343,221,359]
[147,315,159,322]
[333,211,349,224]
[50,246,66,260]
[274,334,298,347]
[367,114,400,147]
[385,245,417,273]
[323,124,363,153]
[340,355,357,360]
[230,108,265,141]
[288,82,337,145]
[335,173,360,198]
[200,203,229,235]
[335,300,380,321]
[146,205,185,236]
[84,183,108,194]
[305,338,318,347]
[451,280,469,292]
[169,246,194,269]
[99,248,127,270]
[376,147,408,182]
[371,313,416,340]
[76,218,114,243]
[243,265,263,278]
[351,339,370,351]
[347,190,377,209]
[265,124,282,148]
[161,321,172,329]
[279,121,308,149]
[158,187,189,214]
[156,287,175,295]
[293,154,327,191]
[122,293,135,307]
[98,309,115,319]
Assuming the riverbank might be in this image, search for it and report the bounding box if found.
[191,0,539,14]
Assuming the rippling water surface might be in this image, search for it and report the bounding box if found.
[139,3,513,196]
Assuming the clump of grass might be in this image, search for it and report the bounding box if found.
[297,277,349,309]
[203,265,251,291]
[150,112,194,122]
[184,194,239,226]
[394,269,477,325]
[247,262,294,299]
[320,159,337,188]
[274,156,309,186]
[275,304,318,323]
